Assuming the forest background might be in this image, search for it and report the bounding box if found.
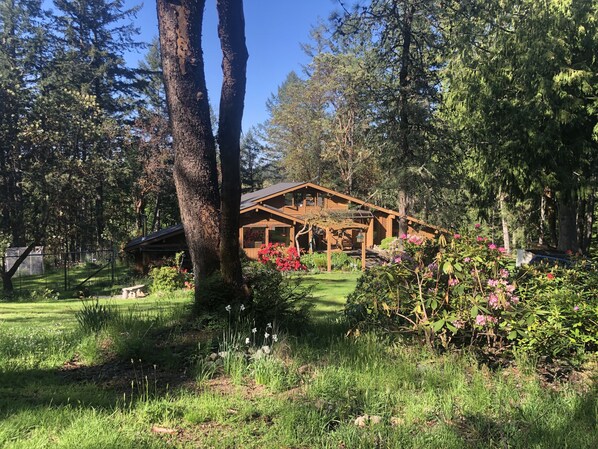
[1,0,596,282]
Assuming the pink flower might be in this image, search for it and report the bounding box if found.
[487,279,499,287]
[448,278,460,287]
[453,233,461,239]
[408,235,424,245]
[394,256,402,264]
[498,247,506,253]
[573,305,579,311]
[463,257,471,263]
[475,223,481,229]
[475,314,497,326]
[500,269,510,279]
[476,236,484,242]
[400,233,408,240]
[547,273,555,280]
[488,243,497,250]
[510,296,520,305]
[488,293,499,309]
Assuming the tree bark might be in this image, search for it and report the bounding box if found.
[557,191,579,252]
[216,0,248,287]
[1,242,36,292]
[397,189,409,249]
[578,190,595,254]
[157,0,221,285]
[499,191,510,253]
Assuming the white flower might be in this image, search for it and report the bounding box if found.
[225,305,231,312]
[272,334,278,342]
[251,328,257,334]
[264,332,270,339]
[266,322,272,329]
[240,304,246,311]
[245,337,250,345]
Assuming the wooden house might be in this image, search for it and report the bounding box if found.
[125,182,445,272]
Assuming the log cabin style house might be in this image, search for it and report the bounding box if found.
[125,182,445,272]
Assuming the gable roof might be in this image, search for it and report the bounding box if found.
[243,182,447,233]
[125,182,447,253]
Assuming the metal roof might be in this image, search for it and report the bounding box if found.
[240,182,304,209]
[124,224,184,251]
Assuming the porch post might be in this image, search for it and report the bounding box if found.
[265,227,270,245]
[308,228,313,254]
[361,237,366,271]
[326,228,332,273]
[386,215,394,239]
[367,218,374,248]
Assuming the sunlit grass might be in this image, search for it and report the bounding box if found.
[0,273,596,448]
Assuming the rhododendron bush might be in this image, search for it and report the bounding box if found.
[346,229,598,362]
[257,243,306,272]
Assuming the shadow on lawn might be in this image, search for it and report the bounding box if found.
[454,385,598,448]
[0,326,203,418]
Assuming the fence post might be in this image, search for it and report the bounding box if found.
[111,245,115,285]
[63,244,68,291]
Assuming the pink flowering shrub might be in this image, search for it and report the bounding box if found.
[347,230,517,349]
[346,229,598,361]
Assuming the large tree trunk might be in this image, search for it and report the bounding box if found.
[1,242,36,293]
[557,191,579,252]
[216,0,248,287]
[157,0,221,285]
[578,190,595,254]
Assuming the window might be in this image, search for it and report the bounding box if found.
[284,193,294,206]
[316,193,324,207]
[294,192,304,207]
[305,194,315,206]
[269,227,290,245]
[243,227,265,248]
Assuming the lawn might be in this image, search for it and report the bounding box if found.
[0,272,596,448]
[1,262,133,299]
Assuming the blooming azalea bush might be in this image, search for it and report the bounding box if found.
[257,243,306,272]
[345,226,598,361]
[346,229,517,349]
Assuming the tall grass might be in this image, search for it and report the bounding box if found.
[0,283,596,448]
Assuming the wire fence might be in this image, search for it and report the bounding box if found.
[2,248,133,298]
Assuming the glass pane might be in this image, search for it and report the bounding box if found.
[243,227,265,248]
[269,227,290,245]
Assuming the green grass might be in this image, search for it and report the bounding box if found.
[1,272,596,448]
[301,271,360,319]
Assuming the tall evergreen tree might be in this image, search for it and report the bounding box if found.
[444,0,598,252]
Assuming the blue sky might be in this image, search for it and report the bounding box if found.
[126,0,343,131]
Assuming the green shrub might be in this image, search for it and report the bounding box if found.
[29,287,60,302]
[149,266,185,292]
[345,229,598,363]
[301,251,359,271]
[244,262,313,330]
[379,236,396,250]
[508,261,598,362]
[76,299,118,334]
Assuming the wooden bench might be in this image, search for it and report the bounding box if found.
[121,284,147,299]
